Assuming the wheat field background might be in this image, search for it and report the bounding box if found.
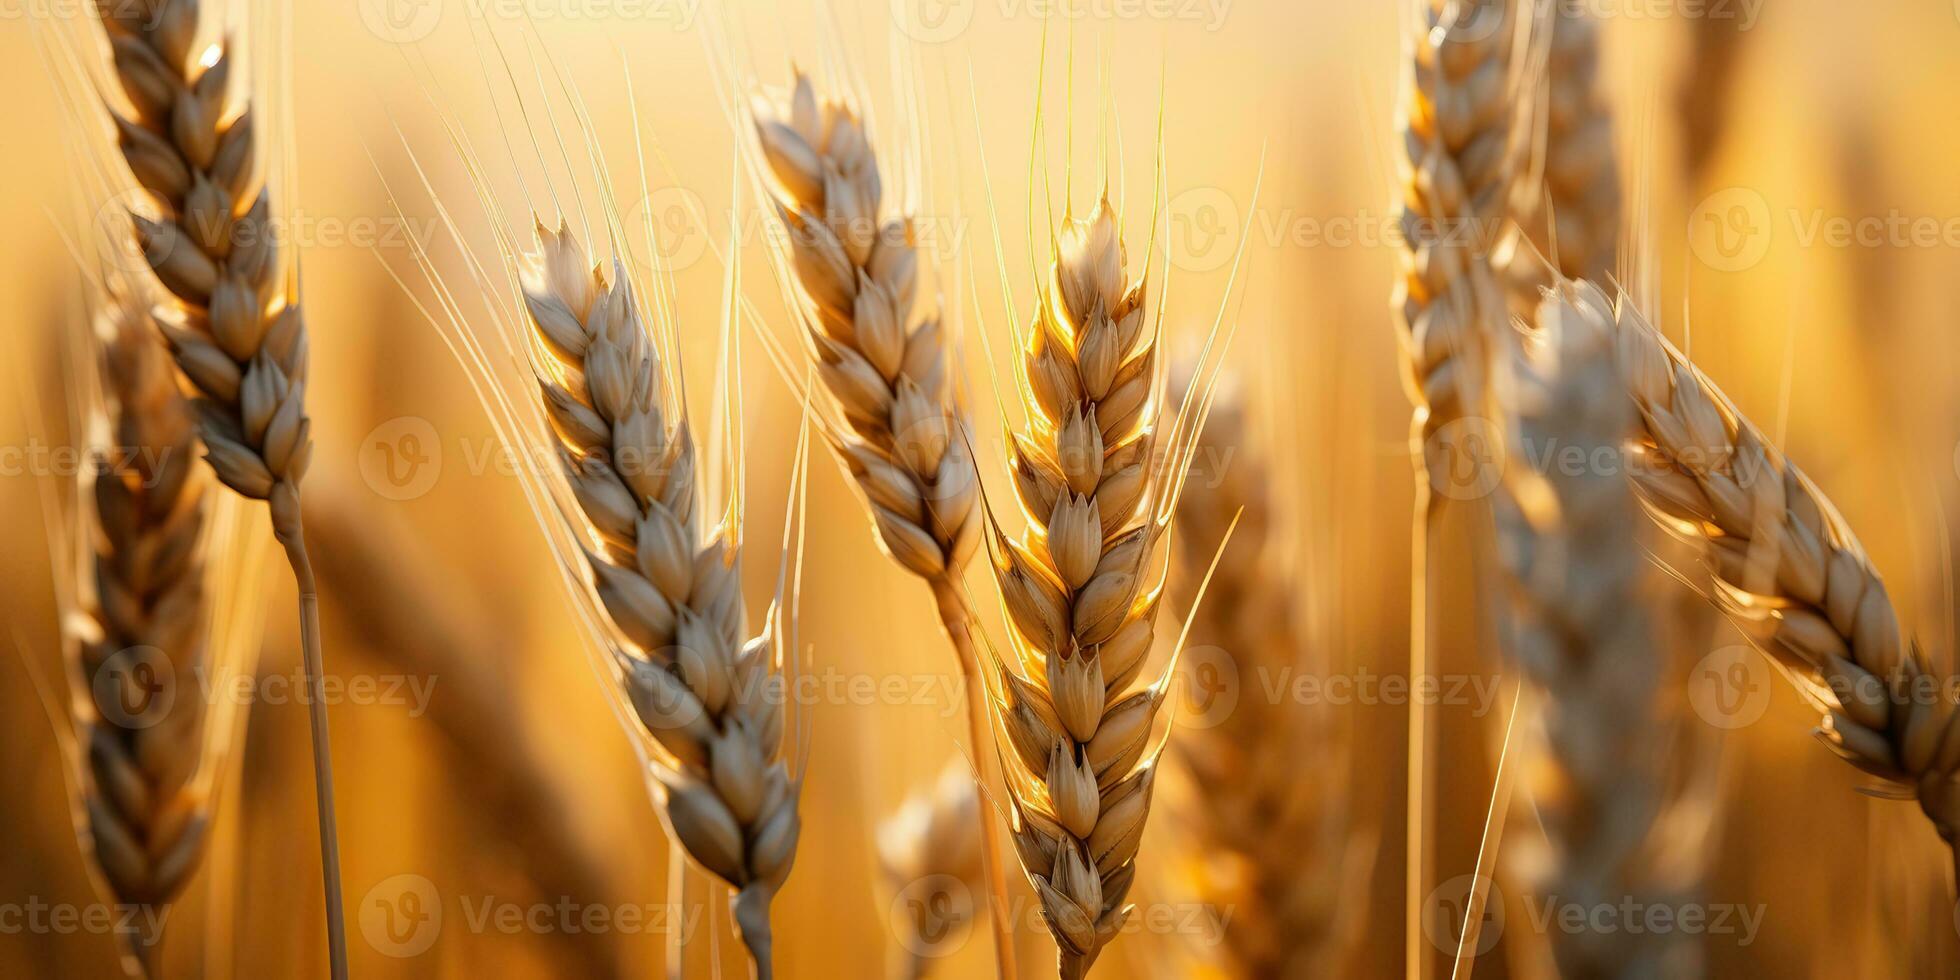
[4,0,1960,976]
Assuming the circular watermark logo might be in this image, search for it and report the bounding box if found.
[888,873,975,961]
[358,416,443,501]
[360,874,442,957]
[1689,186,1772,273]
[623,186,710,273]
[1425,415,1504,502]
[891,0,975,42]
[1173,644,1241,730]
[1423,873,1504,957]
[92,645,174,730]
[1438,0,1508,44]
[1168,186,1241,274]
[359,0,443,43]
[1687,645,1771,730]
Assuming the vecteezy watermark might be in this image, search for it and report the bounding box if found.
[360,0,701,43]
[1164,193,1513,273]
[360,874,707,957]
[889,873,977,961]
[891,0,1231,43]
[0,437,185,486]
[1529,0,1765,28]
[1424,874,1504,957]
[0,897,170,943]
[1520,896,1766,946]
[1687,646,1771,730]
[883,881,1231,960]
[360,416,444,502]
[84,649,439,731]
[1691,186,1960,273]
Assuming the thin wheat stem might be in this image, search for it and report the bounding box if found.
[274,522,347,980]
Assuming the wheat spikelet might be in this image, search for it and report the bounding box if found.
[985,198,1170,980]
[88,3,343,970]
[1577,279,1960,867]
[1494,286,1691,978]
[1498,6,1620,305]
[1164,379,1364,978]
[878,761,985,980]
[519,221,800,976]
[66,296,210,978]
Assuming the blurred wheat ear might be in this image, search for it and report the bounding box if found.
[746,68,1018,977]
[1494,285,1702,977]
[1495,4,1621,310]
[305,489,625,978]
[878,760,985,979]
[56,293,212,979]
[1164,374,1371,978]
[84,2,345,971]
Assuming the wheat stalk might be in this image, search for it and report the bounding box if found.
[88,3,344,971]
[519,221,800,976]
[64,295,211,978]
[1394,3,1521,972]
[748,71,1018,976]
[1494,285,1693,977]
[1497,5,1620,305]
[982,198,1173,980]
[1571,279,1960,882]
[1165,379,1365,978]
[878,761,985,980]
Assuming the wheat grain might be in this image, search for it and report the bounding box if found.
[66,295,210,978]
[1166,378,1365,978]
[89,3,344,971]
[750,70,1018,977]
[1576,279,1960,876]
[519,221,800,977]
[984,199,1170,980]
[1493,286,1693,978]
[879,761,985,979]
[1498,6,1620,306]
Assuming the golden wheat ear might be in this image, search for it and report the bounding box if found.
[1576,279,1960,882]
[379,34,812,972]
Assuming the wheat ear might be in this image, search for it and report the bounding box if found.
[749,71,1016,976]
[985,198,1169,980]
[1165,379,1364,978]
[89,2,345,972]
[1578,279,1960,877]
[519,221,799,976]
[1494,286,1689,977]
[879,761,986,980]
[1394,3,1519,972]
[67,296,211,978]
[1497,5,1620,304]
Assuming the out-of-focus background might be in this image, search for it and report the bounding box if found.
[4,0,1960,976]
